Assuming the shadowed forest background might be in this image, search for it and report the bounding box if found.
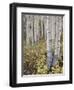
[22,14,63,75]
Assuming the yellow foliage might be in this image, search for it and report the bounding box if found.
[23,39,63,75]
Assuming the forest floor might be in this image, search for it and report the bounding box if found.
[23,39,63,75]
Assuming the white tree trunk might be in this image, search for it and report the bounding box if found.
[54,16,63,58]
[26,15,30,45]
[43,16,47,40]
[22,14,27,45]
[29,15,34,45]
[57,16,63,57]
[55,16,59,57]
[46,16,52,68]
[40,16,44,38]
[51,16,56,51]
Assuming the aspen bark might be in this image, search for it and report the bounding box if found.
[51,16,57,66]
[46,16,52,68]
[55,16,59,57]
[26,15,30,45]
[22,14,27,45]
[57,16,63,57]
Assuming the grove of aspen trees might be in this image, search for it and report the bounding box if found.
[22,14,63,75]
